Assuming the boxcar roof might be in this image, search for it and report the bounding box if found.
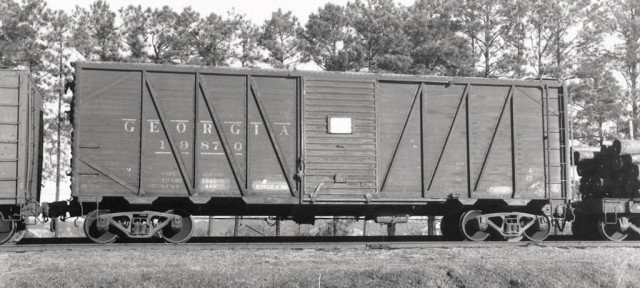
[74,61,563,88]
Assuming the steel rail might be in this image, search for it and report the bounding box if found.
[3,240,640,252]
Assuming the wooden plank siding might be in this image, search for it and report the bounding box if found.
[303,78,377,200]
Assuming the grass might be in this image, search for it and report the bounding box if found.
[0,246,639,287]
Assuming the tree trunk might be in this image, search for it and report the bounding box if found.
[555,27,562,79]
[633,78,638,139]
[538,25,543,78]
[471,38,476,75]
[484,49,490,77]
[626,10,639,139]
[599,119,604,146]
[54,49,63,238]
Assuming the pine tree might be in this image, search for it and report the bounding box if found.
[0,0,48,71]
[548,0,591,79]
[498,0,528,78]
[193,11,241,66]
[525,0,591,79]
[599,0,640,138]
[147,6,178,63]
[70,0,121,61]
[571,56,624,145]
[405,0,473,76]
[458,0,513,77]
[172,7,199,64]
[346,0,411,73]
[235,15,262,68]
[259,9,305,69]
[303,3,361,71]
[42,9,73,202]
[119,5,151,61]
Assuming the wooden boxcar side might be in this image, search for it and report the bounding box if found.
[0,70,43,207]
[72,62,568,207]
[70,62,569,242]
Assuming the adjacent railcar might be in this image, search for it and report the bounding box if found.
[60,62,569,243]
[0,70,43,243]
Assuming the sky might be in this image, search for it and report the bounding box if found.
[46,0,416,24]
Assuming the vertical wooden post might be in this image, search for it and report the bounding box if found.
[233,216,240,237]
[363,220,367,236]
[332,217,337,236]
[428,217,435,236]
[387,223,396,236]
[207,216,214,236]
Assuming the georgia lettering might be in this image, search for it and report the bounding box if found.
[121,118,291,156]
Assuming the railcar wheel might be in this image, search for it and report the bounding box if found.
[160,210,194,244]
[597,216,628,241]
[459,210,489,241]
[524,215,551,241]
[0,212,16,245]
[84,210,118,244]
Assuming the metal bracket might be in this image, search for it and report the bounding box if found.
[605,212,618,225]
[309,183,324,203]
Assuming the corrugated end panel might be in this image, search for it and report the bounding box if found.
[304,78,377,199]
[0,71,20,201]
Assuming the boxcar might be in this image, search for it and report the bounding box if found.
[56,62,570,243]
[0,70,43,244]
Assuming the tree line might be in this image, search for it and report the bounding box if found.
[0,0,638,185]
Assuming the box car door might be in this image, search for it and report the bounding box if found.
[303,77,377,202]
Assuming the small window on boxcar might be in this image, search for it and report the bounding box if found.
[328,117,352,134]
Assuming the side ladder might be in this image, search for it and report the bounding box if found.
[542,84,569,199]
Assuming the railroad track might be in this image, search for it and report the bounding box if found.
[3,236,640,251]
